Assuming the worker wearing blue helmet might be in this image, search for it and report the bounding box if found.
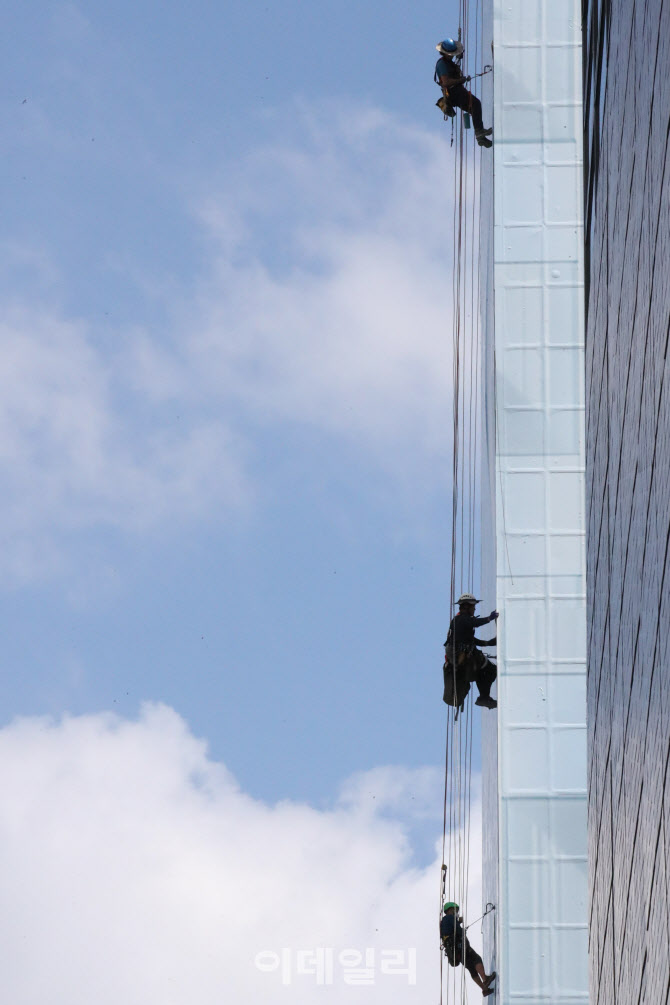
[435,39,493,147]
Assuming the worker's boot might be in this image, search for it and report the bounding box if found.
[475,695,497,709]
[475,127,493,147]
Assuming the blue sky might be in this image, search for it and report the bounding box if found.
[1,0,485,804]
[0,2,498,999]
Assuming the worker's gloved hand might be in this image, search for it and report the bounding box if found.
[489,610,499,621]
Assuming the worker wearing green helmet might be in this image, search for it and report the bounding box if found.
[440,902,496,996]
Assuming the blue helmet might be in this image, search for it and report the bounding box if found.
[437,38,464,59]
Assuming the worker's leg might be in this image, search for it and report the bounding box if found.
[475,657,496,697]
[474,656,497,707]
[464,945,485,989]
[449,86,485,131]
[464,945,496,992]
[465,91,484,131]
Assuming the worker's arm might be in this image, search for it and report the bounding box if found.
[467,614,494,628]
[439,74,468,88]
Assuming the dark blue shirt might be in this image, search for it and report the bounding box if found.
[435,56,462,84]
[440,912,461,940]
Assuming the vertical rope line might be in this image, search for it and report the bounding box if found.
[467,7,484,993]
[456,43,468,1001]
[466,6,482,964]
[441,39,464,997]
[448,92,466,1005]
[468,0,481,594]
[441,0,490,996]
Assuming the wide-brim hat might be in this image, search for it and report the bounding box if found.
[456,593,480,605]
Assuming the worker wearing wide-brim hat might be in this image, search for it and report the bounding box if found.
[443,593,498,710]
[434,39,493,147]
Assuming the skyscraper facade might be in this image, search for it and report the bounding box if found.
[481,0,589,1002]
[584,1,670,1002]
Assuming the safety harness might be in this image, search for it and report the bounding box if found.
[434,63,493,120]
[434,62,458,119]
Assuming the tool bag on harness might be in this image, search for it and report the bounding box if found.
[442,934,464,967]
[443,625,474,707]
[436,93,456,118]
[434,68,456,119]
[442,661,471,707]
[442,620,492,706]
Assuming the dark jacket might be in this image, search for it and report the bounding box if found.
[445,611,496,649]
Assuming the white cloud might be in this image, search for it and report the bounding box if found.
[0,308,248,521]
[0,704,485,1004]
[0,105,457,578]
[338,764,443,819]
[0,307,249,581]
[187,107,455,455]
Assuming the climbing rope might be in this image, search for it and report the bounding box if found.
[438,0,490,1001]
[466,903,496,932]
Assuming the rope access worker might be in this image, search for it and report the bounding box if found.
[441,902,496,997]
[435,39,493,147]
[443,593,498,710]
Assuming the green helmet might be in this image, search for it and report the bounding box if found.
[443,901,459,913]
